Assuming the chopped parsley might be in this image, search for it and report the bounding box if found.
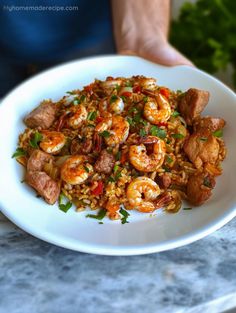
[12,148,26,158]
[150,125,166,139]
[183,207,192,210]
[163,165,171,172]
[83,165,90,173]
[66,91,75,95]
[113,164,119,173]
[212,129,223,138]
[172,111,180,117]
[121,95,127,102]
[99,130,110,138]
[203,177,212,188]
[127,117,134,126]
[73,94,86,105]
[139,128,147,137]
[125,81,133,87]
[115,151,121,161]
[171,133,185,139]
[200,137,208,142]
[86,208,107,220]
[87,111,97,121]
[143,96,148,103]
[110,95,118,103]
[29,132,43,148]
[108,169,123,183]
[119,208,130,224]
[166,155,173,164]
[58,193,73,213]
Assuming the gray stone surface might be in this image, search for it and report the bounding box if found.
[0,212,235,313]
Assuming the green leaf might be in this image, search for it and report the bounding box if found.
[83,166,90,173]
[139,128,147,137]
[183,207,192,210]
[12,148,26,158]
[99,130,110,138]
[212,129,223,137]
[127,117,134,126]
[171,133,185,139]
[119,208,130,224]
[172,111,180,117]
[110,95,118,103]
[166,155,173,164]
[120,95,127,102]
[107,176,116,183]
[150,125,166,139]
[113,164,119,173]
[29,132,43,148]
[66,91,75,95]
[143,96,148,103]
[200,137,208,142]
[86,208,107,220]
[87,111,97,121]
[115,151,121,161]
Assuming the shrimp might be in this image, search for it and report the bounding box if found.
[68,105,87,129]
[40,131,66,154]
[126,177,161,213]
[105,115,130,146]
[61,155,93,185]
[101,78,122,89]
[137,77,156,90]
[143,93,171,124]
[129,136,166,172]
[99,96,124,115]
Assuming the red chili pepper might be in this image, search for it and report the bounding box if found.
[159,87,170,99]
[133,85,141,93]
[91,181,104,196]
[95,116,103,123]
[121,91,132,97]
[158,122,168,127]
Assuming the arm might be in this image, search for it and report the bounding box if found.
[111,0,193,66]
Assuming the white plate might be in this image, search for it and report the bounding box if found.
[0,55,236,256]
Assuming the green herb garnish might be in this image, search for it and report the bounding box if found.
[203,177,212,188]
[139,128,147,137]
[115,151,121,161]
[125,81,133,87]
[150,125,167,139]
[87,111,97,121]
[143,96,148,103]
[183,207,192,210]
[172,111,180,117]
[163,166,171,172]
[166,155,173,164]
[12,148,26,158]
[127,117,134,126]
[29,132,43,148]
[213,129,223,138]
[171,133,185,139]
[107,176,116,183]
[66,91,75,95]
[113,164,119,173]
[86,208,107,220]
[99,130,110,138]
[121,95,127,102]
[84,166,90,173]
[119,208,130,224]
[200,137,208,142]
[58,193,73,213]
[110,95,118,103]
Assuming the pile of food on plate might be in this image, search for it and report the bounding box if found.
[13,75,226,223]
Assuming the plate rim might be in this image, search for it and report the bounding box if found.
[1,54,236,255]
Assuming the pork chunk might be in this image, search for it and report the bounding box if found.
[187,172,216,206]
[27,149,54,172]
[94,149,115,174]
[26,171,60,204]
[183,129,219,168]
[193,116,225,132]
[156,173,171,189]
[24,100,57,129]
[179,88,210,125]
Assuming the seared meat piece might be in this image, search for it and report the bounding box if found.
[179,88,210,125]
[187,172,216,206]
[24,100,57,129]
[193,116,225,132]
[184,129,219,168]
[94,149,115,174]
[156,173,171,189]
[27,149,54,172]
[26,171,60,204]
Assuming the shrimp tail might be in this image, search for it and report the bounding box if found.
[154,192,172,209]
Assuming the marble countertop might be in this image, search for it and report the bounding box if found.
[0,212,235,313]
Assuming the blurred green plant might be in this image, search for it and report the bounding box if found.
[170,0,236,86]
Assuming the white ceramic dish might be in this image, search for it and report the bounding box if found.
[0,55,235,256]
